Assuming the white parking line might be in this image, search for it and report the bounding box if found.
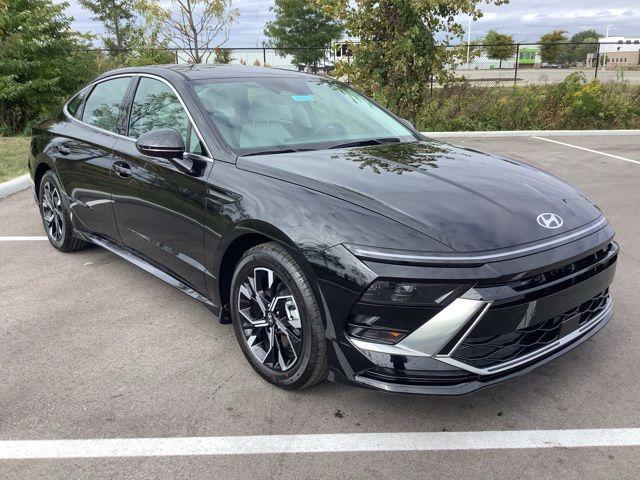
[0,236,47,241]
[533,137,640,166]
[1,429,640,459]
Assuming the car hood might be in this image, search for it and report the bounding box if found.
[237,141,602,253]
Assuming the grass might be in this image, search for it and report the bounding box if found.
[0,136,30,183]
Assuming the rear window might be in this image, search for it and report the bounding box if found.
[82,77,131,133]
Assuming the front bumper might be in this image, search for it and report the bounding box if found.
[316,222,618,396]
[350,296,612,395]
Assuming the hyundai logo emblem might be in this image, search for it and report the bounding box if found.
[537,213,564,229]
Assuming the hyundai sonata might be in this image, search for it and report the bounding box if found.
[29,65,617,394]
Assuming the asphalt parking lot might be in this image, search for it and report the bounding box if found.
[1,133,639,479]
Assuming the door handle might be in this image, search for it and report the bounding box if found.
[113,162,132,178]
[54,144,71,155]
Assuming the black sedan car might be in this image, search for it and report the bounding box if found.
[29,65,617,395]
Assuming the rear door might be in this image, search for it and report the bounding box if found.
[54,76,132,242]
[110,76,213,294]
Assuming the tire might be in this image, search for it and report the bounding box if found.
[230,242,327,389]
[38,170,89,252]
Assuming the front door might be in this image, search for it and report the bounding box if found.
[110,76,212,294]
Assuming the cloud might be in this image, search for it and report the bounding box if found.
[60,0,640,47]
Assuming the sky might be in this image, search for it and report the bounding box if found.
[64,0,640,47]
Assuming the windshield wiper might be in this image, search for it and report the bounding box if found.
[328,137,402,149]
[242,148,315,157]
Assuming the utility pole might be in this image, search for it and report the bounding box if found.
[466,16,472,70]
[602,25,613,71]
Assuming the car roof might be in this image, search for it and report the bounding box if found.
[95,64,314,83]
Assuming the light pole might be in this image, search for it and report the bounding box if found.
[602,25,613,70]
[466,16,472,70]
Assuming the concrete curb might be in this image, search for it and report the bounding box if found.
[0,174,31,198]
[423,129,640,138]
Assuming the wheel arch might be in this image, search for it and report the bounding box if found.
[33,161,53,199]
[215,220,323,322]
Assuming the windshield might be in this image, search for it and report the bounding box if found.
[192,77,416,155]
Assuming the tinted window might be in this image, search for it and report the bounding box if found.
[82,77,130,132]
[188,126,205,155]
[128,78,189,142]
[67,88,89,118]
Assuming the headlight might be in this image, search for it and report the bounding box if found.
[360,280,466,306]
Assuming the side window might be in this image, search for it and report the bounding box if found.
[188,126,205,156]
[82,77,131,132]
[67,88,89,118]
[128,78,190,143]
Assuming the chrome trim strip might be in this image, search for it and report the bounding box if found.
[348,216,608,263]
[63,72,214,162]
[442,302,492,356]
[348,296,491,357]
[399,298,490,356]
[437,297,613,375]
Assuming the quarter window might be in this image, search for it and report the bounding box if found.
[82,77,131,133]
[67,88,89,118]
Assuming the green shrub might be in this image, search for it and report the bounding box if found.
[417,73,640,132]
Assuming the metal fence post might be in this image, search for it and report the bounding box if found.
[514,44,520,86]
[430,74,434,96]
[263,48,267,65]
[594,43,600,79]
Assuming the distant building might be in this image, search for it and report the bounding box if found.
[599,36,640,53]
[517,47,541,68]
[587,36,640,68]
[603,51,640,69]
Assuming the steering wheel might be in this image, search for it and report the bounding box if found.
[314,123,347,137]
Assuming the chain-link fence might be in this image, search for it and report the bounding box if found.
[87,41,640,86]
[445,42,640,87]
[86,46,343,74]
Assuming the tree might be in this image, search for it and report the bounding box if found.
[0,0,96,134]
[316,0,509,122]
[484,30,516,69]
[78,0,174,66]
[214,47,233,64]
[540,30,567,64]
[160,0,239,63]
[264,0,343,70]
[561,29,601,65]
[78,0,138,51]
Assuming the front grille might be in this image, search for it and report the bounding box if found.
[512,245,612,293]
[451,290,610,369]
[491,243,617,305]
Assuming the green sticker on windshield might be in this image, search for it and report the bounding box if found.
[291,95,314,102]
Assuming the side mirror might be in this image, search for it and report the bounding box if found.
[135,128,185,159]
[398,118,416,131]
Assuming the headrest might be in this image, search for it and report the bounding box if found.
[248,94,278,123]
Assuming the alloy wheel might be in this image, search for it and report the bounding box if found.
[41,181,64,242]
[237,267,303,372]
